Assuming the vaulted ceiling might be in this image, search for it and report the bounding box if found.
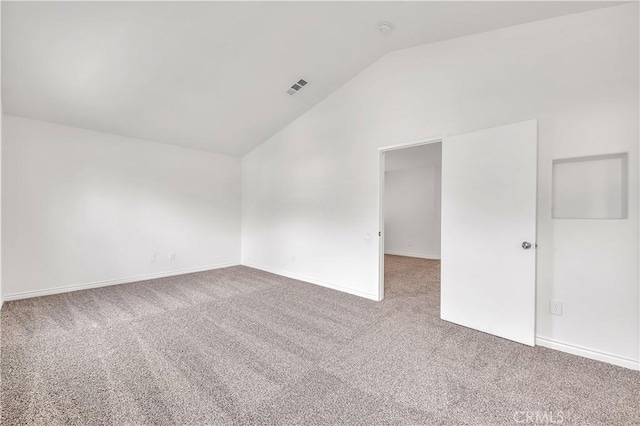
[2,2,619,156]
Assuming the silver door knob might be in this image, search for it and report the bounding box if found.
[522,241,532,249]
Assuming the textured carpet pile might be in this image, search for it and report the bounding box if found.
[1,255,639,425]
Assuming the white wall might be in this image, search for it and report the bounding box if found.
[242,5,639,367]
[384,166,441,259]
[2,115,241,298]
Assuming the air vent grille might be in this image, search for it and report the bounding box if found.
[287,78,309,95]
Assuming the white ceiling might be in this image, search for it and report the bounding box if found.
[2,1,620,157]
[385,143,442,172]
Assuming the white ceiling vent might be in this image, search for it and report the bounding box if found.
[286,79,309,95]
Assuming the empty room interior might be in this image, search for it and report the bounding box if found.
[0,1,638,425]
[382,143,442,300]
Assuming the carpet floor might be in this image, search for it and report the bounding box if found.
[1,255,638,425]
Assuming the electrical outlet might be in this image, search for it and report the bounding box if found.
[151,253,157,263]
[170,252,176,261]
[549,299,562,316]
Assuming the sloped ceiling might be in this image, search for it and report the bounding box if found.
[2,1,619,156]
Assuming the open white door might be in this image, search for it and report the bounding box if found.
[441,120,537,346]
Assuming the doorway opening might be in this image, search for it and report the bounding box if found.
[378,138,443,301]
[378,121,537,346]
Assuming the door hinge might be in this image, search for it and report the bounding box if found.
[378,231,382,237]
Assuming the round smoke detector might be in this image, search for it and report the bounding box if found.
[378,23,392,35]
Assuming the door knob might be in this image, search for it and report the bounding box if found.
[522,241,532,249]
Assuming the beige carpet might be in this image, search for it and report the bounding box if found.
[1,255,638,425]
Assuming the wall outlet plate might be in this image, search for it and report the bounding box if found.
[549,299,563,316]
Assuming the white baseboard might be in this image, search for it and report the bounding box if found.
[536,336,639,371]
[384,250,440,260]
[3,262,240,302]
[242,262,379,301]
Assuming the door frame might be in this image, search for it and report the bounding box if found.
[377,135,445,301]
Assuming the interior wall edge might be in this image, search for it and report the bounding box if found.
[535,336,640,371]
[2,262,240,302]
[241,262,379,301]
[384,251,441,260]
[3,112,237,158]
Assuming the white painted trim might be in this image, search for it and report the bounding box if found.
[242,262,379,301]
[384,251,440,260]
[379,135,447,153]
[536,336,639,371]
[2,262,240,301]
[378,135,445,302]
